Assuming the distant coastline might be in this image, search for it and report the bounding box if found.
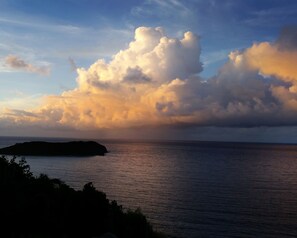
[0,136,297,154]
[1,135,297,146]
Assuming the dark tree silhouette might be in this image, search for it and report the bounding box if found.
[0,155,165,238]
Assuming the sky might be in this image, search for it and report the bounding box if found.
[1,0,297,143]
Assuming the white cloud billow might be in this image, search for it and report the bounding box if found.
[2,26,297,130]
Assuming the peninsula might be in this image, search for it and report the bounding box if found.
[0,141,108,156]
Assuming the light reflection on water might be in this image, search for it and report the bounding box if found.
[1,138,297,237]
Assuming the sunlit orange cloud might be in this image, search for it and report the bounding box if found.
[35,27,202,129]
[246,43,297,81]
[2,26,297,131]
[231,39,297,111]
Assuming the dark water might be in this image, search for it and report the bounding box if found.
[1,137,297,237]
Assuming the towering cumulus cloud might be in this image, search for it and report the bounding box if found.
[2,26,297,131]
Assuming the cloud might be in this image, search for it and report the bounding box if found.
[2,108,39,118]
[68,57,77,71]
[275,25,297,50]
[2,26,297,132]
[245,5,297,27]
[4,55,50,75]
[123,66,151,84]
[131,0,192,20]
[0,16,83,34]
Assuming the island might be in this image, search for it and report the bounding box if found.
[0,141,108,156]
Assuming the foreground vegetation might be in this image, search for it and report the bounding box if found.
[0,155,165,238]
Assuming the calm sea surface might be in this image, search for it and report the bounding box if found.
[1,137,297,237]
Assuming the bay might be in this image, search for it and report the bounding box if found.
[1,137,297,237]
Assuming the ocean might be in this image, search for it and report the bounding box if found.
[1,137,297,237]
